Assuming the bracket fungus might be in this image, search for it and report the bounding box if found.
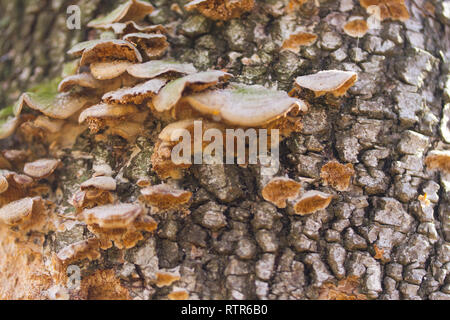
[72,176,117,212]
[0,106,19,140]
[103,22,166,36]
[78,103,139,133]
[155,270,181,288]
[80,203,157,249]
[168,288,189,300]
[293,191,333,216]
[123,33,169,60]
[87,0,155,28]
[261,177,302,209]
[57,73,118,93]
[68,39,143,67]
[343,19,369,38]
[153,71,232,113]
[425,150,450,173]
[23,159,60,180]
[359,0,409,22]
[185,0,255,21]
[320,161,355,192]
[281,32,318,53]
[103,78,167,105]
[318,276,367,300]
[54,238,101,269]
[0,197,47,232]
[127,60,197,80]
[140,184,192,213]
[293,70,358,98]
[90,61,135,81]
[0,171,34,207]
[16,91,96,120]
[184,83,308,128]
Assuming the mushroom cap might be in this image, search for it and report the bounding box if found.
[102,78,167,104]
[185,83,308,127]
[81,203,143,229]
[123,33,169,60]
[58,73,119,92]
[127,60,197,79]
[88,0,155,28]
[168,289,189,300]
[21,91,96,120]
[68,39,143,66]
[425,150,450,173]
[0,114,19,140]
[56,238,101,264]
[158,119,197,142]
[294,70,358,97]
[0,175,9,194]
[155,271,181,288]
[104,21,166,35]
[320,161,355,192]
[360,0,409,21]
[0,197,34,226]
[90,61,134,80]
[140,184,192,210]
[153,70,232,112]
[185,0,255,21]
[282,32,318,53]
[23,159,60,179]
[343,19,369,38]
[293,190,333,215]
[80,176,117,191]
[261,177,302,208]
[79,103,139,124]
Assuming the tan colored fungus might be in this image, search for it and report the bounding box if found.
[68,39,143,67]
[185,83,307,127]
[140,184,192,213]
[77,269,130,300]
[320,161,355,192]
[425,150,450,173]
[168,289,189,300]
[58,73,119,92]
[343,19,369,38]
[80,203,157,249]
[261,177,302,208]
[55,238,101,267]
[360,0,409,21]
[0,197,48,232]
[88,0,155,28]
[153,71,232,112]
[293,191,333,215]
[185,0,255,21]
[123,33,169,60]
[127,60,197,79]
[281,32,318,53]
[103,78,167,104]
[90,61,134,80]
[155,271,181,287]
[18,92,96,120]
[294,70,358,97]
[23,159,60,179]
[107,22,166,35]
[0,171,34,207]
[78,103,139,133]
[318,276,367,300]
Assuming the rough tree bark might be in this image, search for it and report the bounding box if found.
[0,0,449,300]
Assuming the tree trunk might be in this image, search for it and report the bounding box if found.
[0,0,449,300]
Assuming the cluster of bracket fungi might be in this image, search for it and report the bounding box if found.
[0,0,449,300]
